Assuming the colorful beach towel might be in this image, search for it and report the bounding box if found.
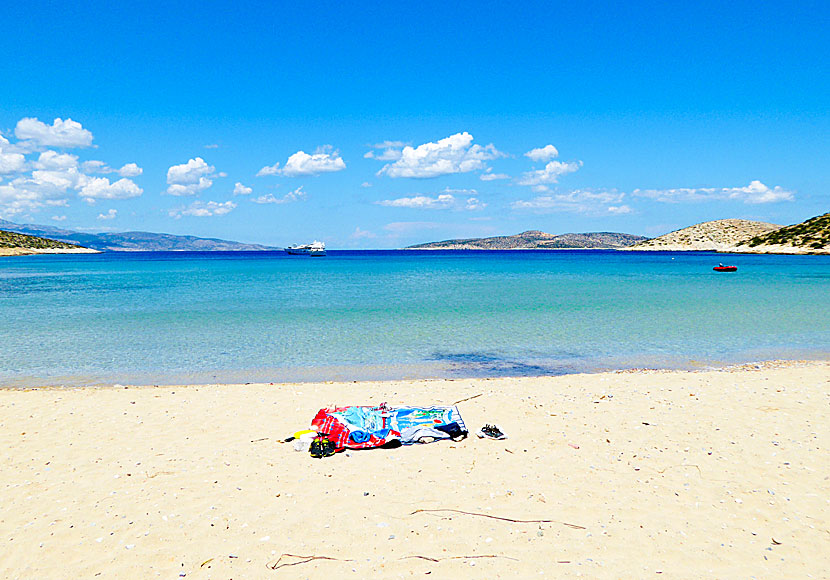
[311,404,467,451]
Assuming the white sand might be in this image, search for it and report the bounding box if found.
[1,361,828,579]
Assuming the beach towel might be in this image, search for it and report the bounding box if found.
[311,404,467,451]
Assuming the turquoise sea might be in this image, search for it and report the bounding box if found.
[1,250,828,387]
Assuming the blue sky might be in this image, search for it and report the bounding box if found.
[0,0,827,247]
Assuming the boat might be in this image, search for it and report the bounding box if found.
[285,241,326,256]
[713,264,737,272]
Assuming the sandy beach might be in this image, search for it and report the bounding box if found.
[1,361,828,579]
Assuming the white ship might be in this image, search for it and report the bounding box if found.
[285,240,326,256]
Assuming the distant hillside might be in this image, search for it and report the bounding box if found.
[0,219,275,252]
[626,219,781,252]
[738,212,830,254]
[407,230,648,250]
[0,229,97,256]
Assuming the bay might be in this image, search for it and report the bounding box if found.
[1,250,828,386]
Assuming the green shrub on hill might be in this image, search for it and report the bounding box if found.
[745,213,830,249]
[0,229,82,250]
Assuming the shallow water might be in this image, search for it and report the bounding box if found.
[1,250,828,386]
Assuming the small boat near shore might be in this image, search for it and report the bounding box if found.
[285,241,326,256]
[713,264,737,272]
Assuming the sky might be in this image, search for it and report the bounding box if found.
[0,0,827,248]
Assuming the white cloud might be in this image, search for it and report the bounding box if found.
[97,209,117,220]
[251,186,306,204]
[517,160,582,187]
[480,172,509,181]
[51,215,66,221]
[166,157,217,196]
[361,181,372,188]
[525,144,559,162]
[204,144,219,149]
[364,141,407,161]
[14,117,94,148]
[81,160,109,173]
[377,132,505,178]
[0,177,70,216]
[283,146,346,177]
[257,146,346,177]
[465,197,487,210]
[350,226,377,239]
[376,190,485,211]
[168,200,237,219]
[256,163,280,177]
[0,151,26,174]
[512,189,626,215]
[35,150,79,171]
[377,194,456,209]
[81,160,143,177]
[118,163,142,177]
[79,177,143,204]
[632,180,794,204]
[233,182,253,195]
[0,119,143,216]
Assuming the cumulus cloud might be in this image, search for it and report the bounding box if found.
[0,118,144,217]
[377,189,485,211]
[80,160,143,177]
[0,151,27,174]
[168,200,237,219]
[251,186,306,204]
[233,182,253,195]
[525,144,559,162]
[118,163,143,177]
[512,189,627,215]
[166,157,217,196]
[364,141,407,161]
[0,176,71,216]
[79,177,143,204]
[632,180,794,204]
[377,132,505,178]
[256,163,280,177]
[97,209,117,220]
[35,150,79,171]
[257,146,346,177]
[517,160,582,188]
[81,160,108,173]
[14,117,94,148]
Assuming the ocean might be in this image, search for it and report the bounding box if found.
[1,250,828,387]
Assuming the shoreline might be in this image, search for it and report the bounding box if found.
[0,247,100,257]
[5,354,829,391]
[4,357,825,391]
[2,360,827,578]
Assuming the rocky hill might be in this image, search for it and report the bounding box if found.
[625,219,781,252]
[0,219,275,252]
[0,229,98,256]
[738,212,830,254]
[407,230,648,250]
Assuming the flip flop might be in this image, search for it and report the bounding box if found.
[476,424,507,440]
